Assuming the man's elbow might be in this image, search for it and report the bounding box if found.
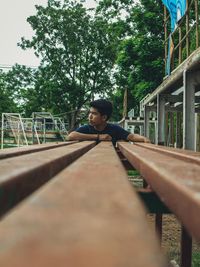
[67,131,77,141]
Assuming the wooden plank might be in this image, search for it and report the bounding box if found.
[0,141,77,160]
[0,141,95,216]
[118,142,200,241]
[0,142,167,267]
[134,142,200,165]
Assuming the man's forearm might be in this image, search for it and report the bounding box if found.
[67,131,98,141]
[127,133,150,143]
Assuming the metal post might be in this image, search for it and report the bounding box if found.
[195,0,199,48]
[164,6,168,71]
[157,94,166,145]
[155,213,163,244]
[196,113,200,151]
[144,106,150,139]
[17,121,20,147]
[183,71,195,150]
[43,118,46,143]
[32,113,35,145]
[176,112,182,148]
[186,0,190,57]
[1,113,4,149]
[180,226,192,267]
[169,112,174,147]
[179,27,182,64]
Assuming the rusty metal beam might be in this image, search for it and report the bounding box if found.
[0,142,167,267]
[0,141,77,160]
[117,142,200,241]
[0,141,95,217]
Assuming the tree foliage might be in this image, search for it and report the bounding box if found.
[97,0,164,120]
[19,0,117,128]
[1,0,166,125]
[0,69,19,117]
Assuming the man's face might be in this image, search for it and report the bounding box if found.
[88,107,107,126]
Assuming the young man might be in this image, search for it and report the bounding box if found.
[68,99,150,145]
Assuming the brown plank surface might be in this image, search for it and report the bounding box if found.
[0,141,95,216]
[118,142,200,241]
[0,141,77,160]
[0,142,167,267]
[134,142,200,165]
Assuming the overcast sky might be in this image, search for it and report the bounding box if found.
[0,0,97,68]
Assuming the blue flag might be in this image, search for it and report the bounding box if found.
[162,0,186,31]
[162,0,186,75]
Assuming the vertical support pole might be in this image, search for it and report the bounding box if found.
[154,120,158,145]
[183,71,195,150]
[123,88,128,119]
[1,113,4,150]
[140,105,144,136]
[195,0,199,48]
[17,121,20,147]
[179,27,182,64]
[164,6,168,72]
[169,112,174,146]
[196,113,200,151]
[157,94,166,145]
[32,113,35,145]
[144,106,150,139]
[124,120,128,131]
[180,226,192,267]
[155,213,163,244]
[43,118,46,143]
[139,125,144,136]
[176,112,182,148]
[186,0,190,57]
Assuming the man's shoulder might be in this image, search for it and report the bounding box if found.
[75,124,91,133]
[76,124,90,129]
[107,123,124,130]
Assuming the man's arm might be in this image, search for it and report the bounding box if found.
[127,133,150,143]
[67,131,112,141]
[67,131,98,141]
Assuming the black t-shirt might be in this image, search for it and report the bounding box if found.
[75,123,130,145]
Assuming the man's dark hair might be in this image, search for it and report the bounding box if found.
[90,99,113,120]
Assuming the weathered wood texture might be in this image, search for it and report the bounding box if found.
[118,142,200,241]
[0,141,77,159]
[0,141,95,216]
[0,142,167,267]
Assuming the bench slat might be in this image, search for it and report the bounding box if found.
[0,141,77,160]
[0,142,167,267]
[135,142,200,165]
[0,141,95,216]
[118,142,200,241]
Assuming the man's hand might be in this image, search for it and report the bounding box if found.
[143,137,151,143]
[127,133,151,143]
[99,134,112,141]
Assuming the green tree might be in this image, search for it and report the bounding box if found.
[0,70,18,117]
[97,0,164,118]
[19,0,117,129]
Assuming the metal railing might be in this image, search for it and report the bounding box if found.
[164,0,199,73]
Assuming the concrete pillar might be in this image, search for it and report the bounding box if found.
[144,106,150,138]
[183,70,195,150]
[169,112,174,147]
[157,94,166,145]
[195,113,200,151]
[139,125,144,136]
[176,112,182,148]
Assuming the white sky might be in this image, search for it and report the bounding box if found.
[0,0,97,68]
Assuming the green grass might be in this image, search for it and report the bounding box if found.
[192,252,200,267]
[127,170,140,176]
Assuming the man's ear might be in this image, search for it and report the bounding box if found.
[102,114,107,121]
